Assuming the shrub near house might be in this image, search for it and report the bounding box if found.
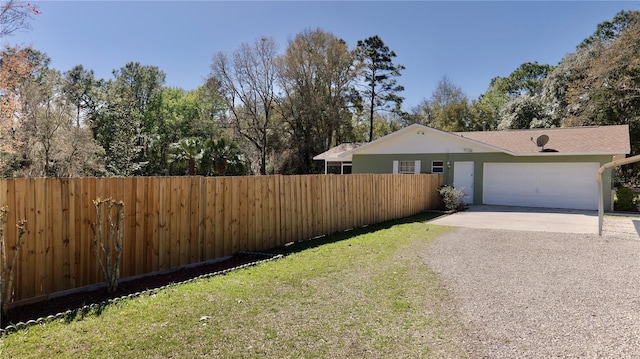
[615,187,638,212]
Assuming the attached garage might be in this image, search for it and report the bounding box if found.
[483,162,600,210]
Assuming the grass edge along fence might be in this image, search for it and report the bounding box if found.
[0,173,442,306]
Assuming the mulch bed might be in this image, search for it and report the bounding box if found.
[2,252,275,331]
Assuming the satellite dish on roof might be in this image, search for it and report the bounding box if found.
[536,134,549,151]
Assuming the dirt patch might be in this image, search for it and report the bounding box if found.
[2,253,275,330]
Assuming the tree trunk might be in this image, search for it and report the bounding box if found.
[369,94,375,142]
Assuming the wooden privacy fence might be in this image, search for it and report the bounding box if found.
[0,173,442,305]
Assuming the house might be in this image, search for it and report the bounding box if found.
[315,124,630,211]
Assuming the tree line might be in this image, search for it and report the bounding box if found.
[1,1,406,176]
[2,1,640,177]
[408,11,640,152]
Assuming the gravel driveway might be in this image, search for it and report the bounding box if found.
[425,227,640,358]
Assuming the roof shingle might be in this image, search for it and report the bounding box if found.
[453,125,630,155]
[313,142,365,160]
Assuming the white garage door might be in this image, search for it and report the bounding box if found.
[483,162,599,210]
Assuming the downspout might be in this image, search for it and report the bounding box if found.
[596,154,640,235]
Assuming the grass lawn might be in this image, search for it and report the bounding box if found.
[0,213,468,358]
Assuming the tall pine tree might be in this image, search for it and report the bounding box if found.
[356,35,405,142]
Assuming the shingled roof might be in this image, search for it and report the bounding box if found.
[453,125,630,155]
[313,142,365,161]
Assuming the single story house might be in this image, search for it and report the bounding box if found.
[314,124,630,211]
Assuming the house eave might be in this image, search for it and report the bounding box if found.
[313,156,352,162]
[510,151,629,157]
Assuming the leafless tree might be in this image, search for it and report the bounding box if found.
[0,0,39,39]
[211,37,279,175]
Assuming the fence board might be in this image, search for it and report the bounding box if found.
[252,177,262,252]
[14,179,29,300]
[49,178,63,293]
[147,177,158,272]
[197,177,206,262]
[238,177,248,252]
[68,179,77,288]
[214,178,224,258]
[246,177,256,252]
[280,176,289,244]
[33,178,46,297]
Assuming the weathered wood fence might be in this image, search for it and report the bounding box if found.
[0,174,442,305]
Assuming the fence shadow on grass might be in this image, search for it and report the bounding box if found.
[270,211,444,256]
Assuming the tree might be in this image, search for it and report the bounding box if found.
[0,0,39,39]
[168,137,202,175]
[0,46,36,171]
[424,76,473,132]
[210,37,279,175]
[539,44,599,128]
[489,62,555,130]
[352,112,401,142]
[200,137,246,176]
[141,86,220,175]
[194,78,226,137]
[496,62,554,97]
[473,77,512,131]
[355,35,404,142]
[63,65,100,127]
[564,12,640,153]
[0,1,41,170]
[0,47,54,175]
[579,10,639,49]
[91,62,166,176]
[497,94,551,130]
[16,66,104,177]
[276,28,357,174]
[19,68,74,176]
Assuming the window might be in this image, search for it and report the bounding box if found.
[393,160,421,174]
[432,161,444,173]
[327,161,352,174]
[327,162,342,174]
[399,161,415,174]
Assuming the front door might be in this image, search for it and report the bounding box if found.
[454,161,474,205]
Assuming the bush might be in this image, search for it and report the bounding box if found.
[615,186,638,212]
[438,185,465,212]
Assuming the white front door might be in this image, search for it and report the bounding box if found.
[454,161,474,205]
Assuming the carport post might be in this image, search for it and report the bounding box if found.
[598,180,604,236]
[596,154,640,236]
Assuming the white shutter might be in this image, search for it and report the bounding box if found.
[414,160,421,174]
[392,160,399,174]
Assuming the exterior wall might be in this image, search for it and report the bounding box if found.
[353,152,616,211]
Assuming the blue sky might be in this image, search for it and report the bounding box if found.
[5,1,639,110]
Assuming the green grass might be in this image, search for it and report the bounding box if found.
[0,213,468,358]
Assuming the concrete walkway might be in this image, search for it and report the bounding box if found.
[602,214,640,239]
[428,205,640,238]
